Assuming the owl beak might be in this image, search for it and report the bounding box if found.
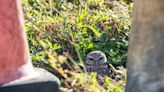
[94,60,99,66]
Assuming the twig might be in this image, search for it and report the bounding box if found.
[109,64,118,74]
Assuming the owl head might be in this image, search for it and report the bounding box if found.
[85,51,107,66]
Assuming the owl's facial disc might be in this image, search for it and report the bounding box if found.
[85,51,107,65]
[94,57,104,65]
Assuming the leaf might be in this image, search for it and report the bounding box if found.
[80,25,101,37]
[44,39,52,48]
[53,44,61,50]
[79,13,88,21]
[88,43,94,49]
[25,25,30,31]
[39,40,47,49]
[105,76,110,85]
[58,55,67,63]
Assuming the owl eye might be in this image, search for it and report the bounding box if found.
[89,58,94,61]
[99,57,103,60]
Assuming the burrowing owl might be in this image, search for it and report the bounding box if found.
[85,51,109,75]
[85,51,123,87]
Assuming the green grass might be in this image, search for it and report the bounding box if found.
[21,0,133,91]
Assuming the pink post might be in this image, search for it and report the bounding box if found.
[0,0,35,84]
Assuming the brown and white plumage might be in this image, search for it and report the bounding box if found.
[85,51,109,75]
[85,51,110,86]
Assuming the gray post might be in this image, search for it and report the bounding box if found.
[126,0,164,92]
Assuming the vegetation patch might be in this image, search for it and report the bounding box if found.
[21,0,133,91]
